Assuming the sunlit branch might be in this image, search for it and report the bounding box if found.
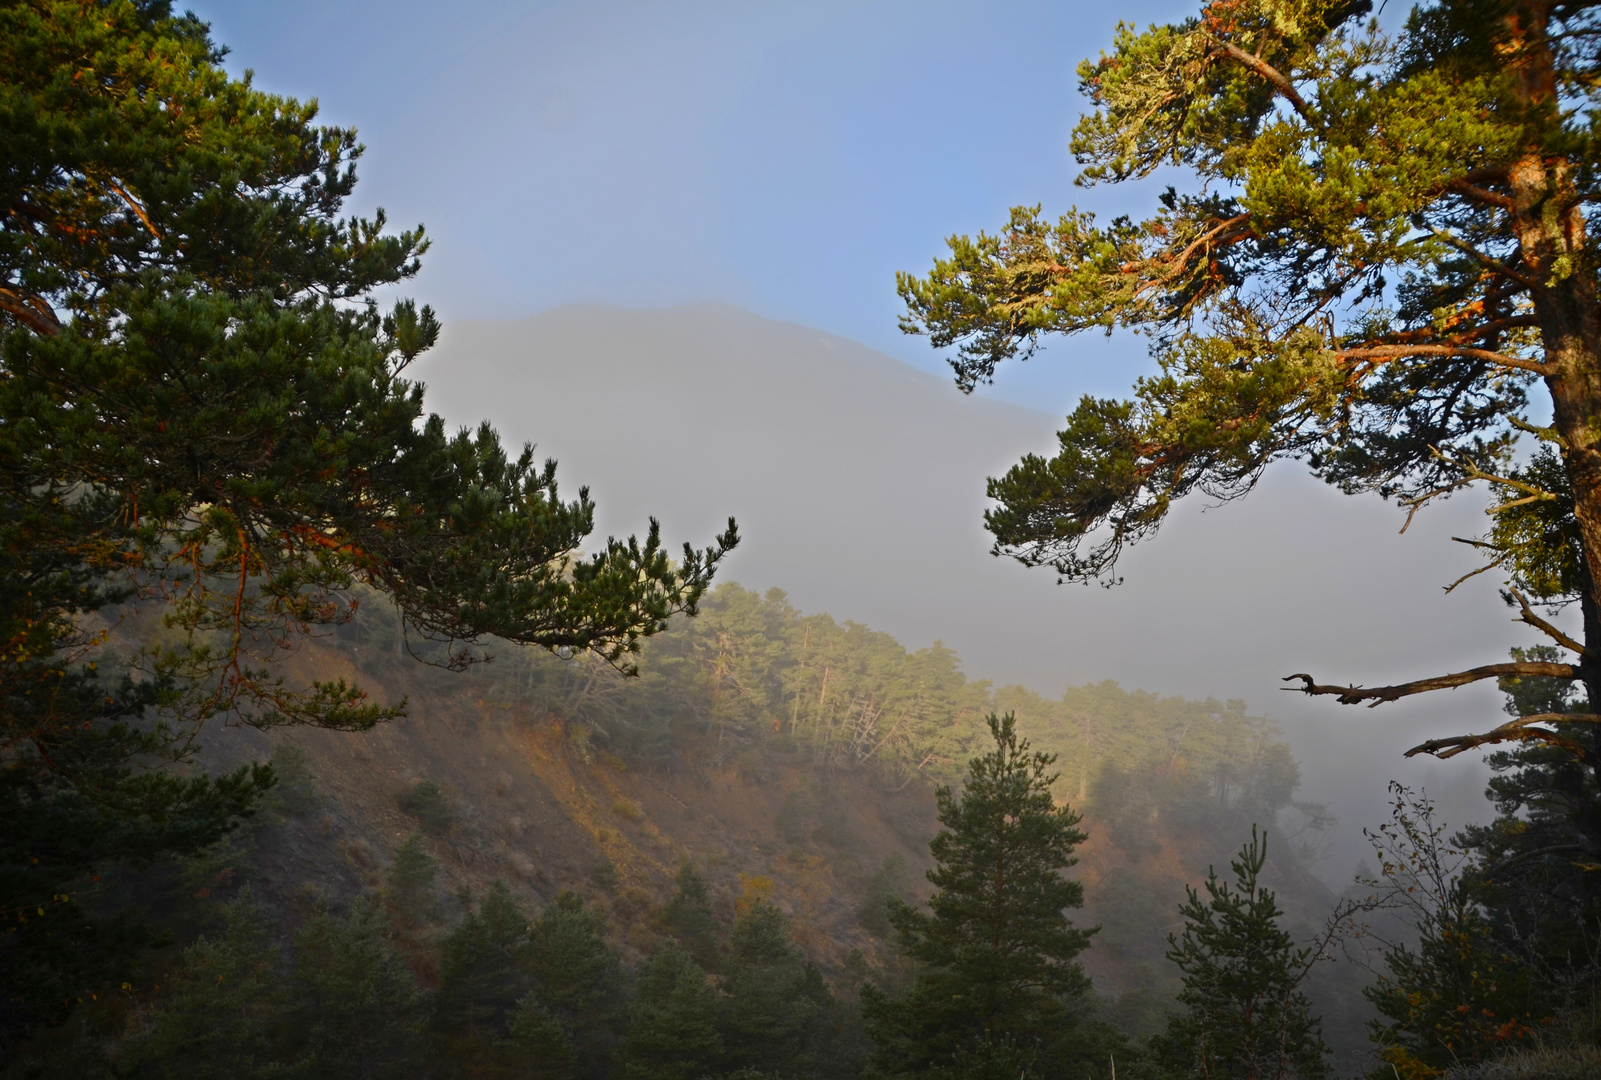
[1152,213,1254,286]
[1381,314,1538,346]
[1404,713,1600,760]
[0,285,62,336]
[1282,660,1579,707]
[105,178,162,240]
[1337,344,1552,376]
[1448,178,1515,210]
[1508,587,1587,654]
[1206,38,1311,118]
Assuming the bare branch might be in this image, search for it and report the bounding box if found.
[1282,661,1579,707]
[1443,560,1499,594]
[1398,477,1475,533]
[1403,713,1600,760]
[0,285,62,336]
[1508,587,1587,654]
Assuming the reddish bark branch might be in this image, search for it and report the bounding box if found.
[1336,344,1553,376]
[0,285,62,336]
[1208,40,1311,117]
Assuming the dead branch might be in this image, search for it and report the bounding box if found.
[1282,661,1579,707]
[1403,713,1600,761]
[1508,587,1587,654]
[1442,560,1499,594]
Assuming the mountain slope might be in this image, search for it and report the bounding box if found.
[415,303,1511,878]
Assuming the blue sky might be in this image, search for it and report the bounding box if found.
[194,0,1200,411]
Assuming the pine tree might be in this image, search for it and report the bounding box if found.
[524,892,626,1079]
[623,938,722,1080]
[718,899,843,1079]
[858,853,909,938]
[894,0,1601,769]
[660,859,721,971]
[1,0,734,1049]
[1458,651,1601,1024]
[862,712,1111,1080]
[288,895,425,1080]
[1151,828,1329,1080]
[434,881,534,1050]
[133,899,289,1079]
[502,996,579,1080]
[387,831,440,922]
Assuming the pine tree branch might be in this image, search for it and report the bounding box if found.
[1377,314,1538,346]
[1336,344,1552,376]
[0,285,62,336]
[1448,178,1516,210]
[1206,40,1311,118]
[1422,225,1540,290]
[1282,661,1580,707]
[1402,713,1600,760]
[1483,842,1594,877]
[1508,587,1586,654]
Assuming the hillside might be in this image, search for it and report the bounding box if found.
[163,582,1373,1069]
[415,303,1513,882]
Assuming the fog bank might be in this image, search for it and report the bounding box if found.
[419,303,1529,882]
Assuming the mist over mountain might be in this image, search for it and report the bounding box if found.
[416,303,1528,880]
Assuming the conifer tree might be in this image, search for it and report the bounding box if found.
[718,899,843,1079]
[387,831,441,923]
[895,0,1601,767]
[525,892,626,1078]
[859,853,909,938]
[862,712,1109,1080]
[1151,828,1329,1080]
[435,882,534,1050]
[133,899,289,1079]
[502,996,580,1080]
[288,895,425,1080]
[0,0,734,1047]
[622,938,722,1080]
[661,859,721,971]
[1459,651,1601,1022]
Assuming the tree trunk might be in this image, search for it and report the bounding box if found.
[1509,3,1601,714]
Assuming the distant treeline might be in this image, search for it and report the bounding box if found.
[342,582,1322,849]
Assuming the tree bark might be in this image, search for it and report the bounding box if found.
[1509,0,1601,776]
